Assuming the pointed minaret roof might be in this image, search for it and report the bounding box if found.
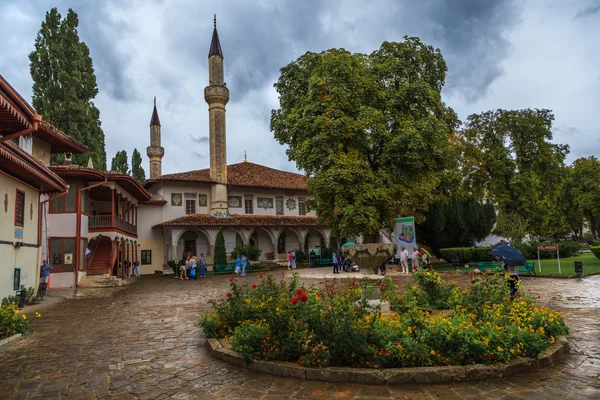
[150,96,161,126]
[209,14,223,58]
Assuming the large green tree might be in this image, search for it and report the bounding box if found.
[110,150,129,175]
[417,196,496,253]
[29,8,106,169]
[131,148,146,183]
[570,157,600,238]
[456,109,568,235]
[271,38,459,240]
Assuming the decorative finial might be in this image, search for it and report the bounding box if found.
[244,151,247,163]
[214,14,216,28]
[154,96,156,106]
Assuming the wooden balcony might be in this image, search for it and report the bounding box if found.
[89,215,137,236]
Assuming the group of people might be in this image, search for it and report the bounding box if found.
[331,249,347,274]
[178,253,207,280]
[286,251,297,269]
[112,260,141,278]
[398,246,431,274]
[235,253,248,276]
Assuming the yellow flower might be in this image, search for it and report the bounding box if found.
[430,350,436,355]
[35,312,41,318]
[22,314,26,320]
[497,346,503,351]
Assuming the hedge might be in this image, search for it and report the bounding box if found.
[591,246,600,260]
[440,241,581,263]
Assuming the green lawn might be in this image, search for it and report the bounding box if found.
[433,252,600,278]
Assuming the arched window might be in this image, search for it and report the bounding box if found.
[277,232,287,254]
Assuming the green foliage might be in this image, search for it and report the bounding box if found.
[231,245,262,261]
[131,149,146,183]
[457,109,569,236]
[439,248,475,263]
[591,246,600,259]
[110,150,129,174]
[291,249,308,264]
[570,157,600,238]
[271,38,459,240]
[494,211,529,244]
[29,8,106,169]
[583,233,598,246]
[200,273,568,367]
[1,295,18,308]
[214,229,227,265]
[512,241,580,259]
[1,305,32,338]
[411,269,457,309]
[418,196,496,253]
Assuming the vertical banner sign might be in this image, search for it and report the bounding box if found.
[394,217,417,258]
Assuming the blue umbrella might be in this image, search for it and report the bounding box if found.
[490,246,526,266]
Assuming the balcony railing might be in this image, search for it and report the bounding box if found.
[89,215,137,235]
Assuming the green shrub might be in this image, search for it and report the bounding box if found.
[439,248,474,263]
[1,305,32,338]
[214,229,227,265]
[291,249,308,264]
[230,245,262,261]
[557,241,581,258]
[583,233,598,246]
[591,246,600,259]
[1,295,18,308]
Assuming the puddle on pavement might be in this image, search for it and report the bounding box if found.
[527,275,600,308]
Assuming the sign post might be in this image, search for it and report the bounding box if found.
[537,244,560,274]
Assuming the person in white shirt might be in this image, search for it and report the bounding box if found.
[411,248,420,271]
[399,247,409,273]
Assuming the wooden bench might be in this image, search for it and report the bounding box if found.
[517,261,536,276]
[316,257,333,266]
[214,263,253,274]
[477,261,504,273]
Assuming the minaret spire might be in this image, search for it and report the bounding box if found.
[147,97,164,179]
[205,15,230,217]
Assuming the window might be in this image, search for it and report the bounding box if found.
[245,199,253,214]
[185,200,196,214]
[298,198,306,216]
[50,182,76,213]
[276,197,283,215]
[49,238,76,271]
[141,250,152,265]
[15,190,25,226]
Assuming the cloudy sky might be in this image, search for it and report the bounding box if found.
[1,0,599,175]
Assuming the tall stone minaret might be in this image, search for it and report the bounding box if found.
[205,15,230,217]
[147,97,164,179]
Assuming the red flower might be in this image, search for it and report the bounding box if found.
[537,295,541,299]
[291,295,298,305]
[296,289,303,295]
[229,277,234,282]
[471,279,476,284]
[260,272,264,278]
[300,293,308,303]
[252,283,257,288]
[226,292,232,298]
[365,361,370,366]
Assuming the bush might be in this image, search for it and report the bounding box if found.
[439,248,474,263]
[1,305,32,338]
[292,249,308,264]
[591,246,600,259]
[1,295,18,308]
[214,229,227,265]
[231,245,262,261]
[583,233,598,246]
[199,272,568,368]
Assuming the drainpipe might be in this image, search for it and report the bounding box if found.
[0,114,42,143]
[75,176,108,285]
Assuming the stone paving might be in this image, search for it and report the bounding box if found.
[1,267,599,399]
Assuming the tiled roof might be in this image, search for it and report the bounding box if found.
[1,142,67,192]
[147,162,308,191]
[37,122,88,153]
[153,214,325,228]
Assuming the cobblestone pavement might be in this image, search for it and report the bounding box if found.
[1,267,599,399]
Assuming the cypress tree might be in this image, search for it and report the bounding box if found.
[29,8,107,169]
[214,229,227,266]
[110,150,129,174]
[131,149,146,183]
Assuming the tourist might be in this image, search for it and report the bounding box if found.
[332,250,339,274]
[189,256,197,279]
[507,261,519,299]
[241,254,248,276]
[337,250,344,273]
[400,247,409,273]
[133,260,140,277]
[200,253,206,277]
[287,251,292,270]
[411,248,420,270]
[422,253,431,269]
[291,250,297,269]
[235,253,242,276]
[40,260,52,285]
[180,257,189,280]
[309,249,317,268]
[379,261,387,276]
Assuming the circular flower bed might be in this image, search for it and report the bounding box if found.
[199,271,568,369]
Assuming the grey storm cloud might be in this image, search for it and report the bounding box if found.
[1,0,599,173]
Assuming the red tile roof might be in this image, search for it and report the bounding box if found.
[1,142,67,192]
[153,214,325,228]
[146,162,308,191]
[36,122,88,154]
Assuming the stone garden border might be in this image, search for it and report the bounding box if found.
[206,336,568,384]
[0,333,22,348]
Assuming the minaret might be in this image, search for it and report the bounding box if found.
[205,15,230,217]
[147,97,164,179]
